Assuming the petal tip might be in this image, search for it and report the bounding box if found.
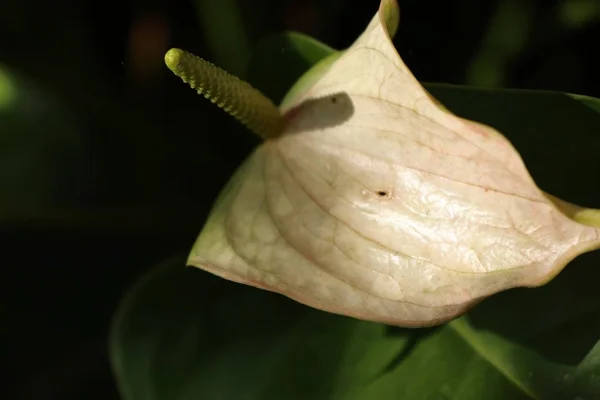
[380,0,400,38]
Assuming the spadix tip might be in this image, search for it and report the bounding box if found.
[164,48,186,72]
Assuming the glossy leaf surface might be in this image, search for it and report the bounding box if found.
[111,255,600,400]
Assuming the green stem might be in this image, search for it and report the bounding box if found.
[194,0,249,78]
[466,0,537,87]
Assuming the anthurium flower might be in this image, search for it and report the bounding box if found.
[165,0,600,326]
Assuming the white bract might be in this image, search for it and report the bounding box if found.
[187,0,600,326]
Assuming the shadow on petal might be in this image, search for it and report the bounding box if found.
[283,92,355,134]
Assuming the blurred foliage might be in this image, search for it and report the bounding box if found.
[1,0,599,398]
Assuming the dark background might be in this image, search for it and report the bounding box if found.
[2,0,599,398]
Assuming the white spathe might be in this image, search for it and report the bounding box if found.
[187,0,600,326]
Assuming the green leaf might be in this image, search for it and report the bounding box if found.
[109,256,312,400]
[195,0,250,78]
[110,252,600,400]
